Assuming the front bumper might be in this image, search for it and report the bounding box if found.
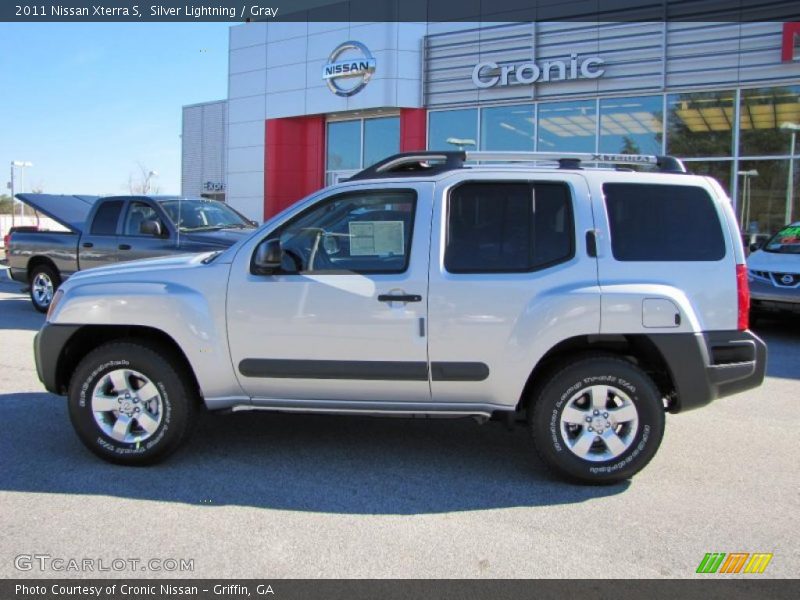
[647,330,767,413]
[749,278,800,314]
[34,323,81,395]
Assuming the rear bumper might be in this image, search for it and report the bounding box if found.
[647,330,767,413]
[34,323,81,395]
[8,266,27,283]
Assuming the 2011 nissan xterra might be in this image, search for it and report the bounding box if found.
[33,151,767,484]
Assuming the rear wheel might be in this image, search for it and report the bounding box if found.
[29,264,60,313]
[529,356,665,485]
[67,341,197,465]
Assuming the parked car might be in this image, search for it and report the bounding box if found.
[34,151,766,484]
[747,222,800,318]
[7,194,256,311]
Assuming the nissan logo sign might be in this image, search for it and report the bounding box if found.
[472,54,605,88]
[322,41,376,97]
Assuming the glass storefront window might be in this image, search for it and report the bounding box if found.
[683,160,734,197]
[740,86,800,157]
[599,96,663,155]
[327,120,361,171]
[363,116,400,167]
[428,109,478,151]
[666,91,735,158]
[737,160,800,235]
[537,100,596,153]
[480,105,535,151]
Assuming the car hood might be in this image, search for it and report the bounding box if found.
[180,228,253,246]
[747,249,800,273]
[63,252,217,287]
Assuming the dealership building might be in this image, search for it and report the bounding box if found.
[181,20,800,235]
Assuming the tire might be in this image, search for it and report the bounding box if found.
[67,341,197,465]
[29,264,60,313]
[529,355,665,485]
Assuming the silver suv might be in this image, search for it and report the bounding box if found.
[34,151,767,484]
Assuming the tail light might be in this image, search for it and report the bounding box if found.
[736,263,750,331]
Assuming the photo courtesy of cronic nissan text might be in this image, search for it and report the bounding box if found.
[0,1,798,599]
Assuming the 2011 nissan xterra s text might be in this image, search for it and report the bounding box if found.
[34,151,767,484]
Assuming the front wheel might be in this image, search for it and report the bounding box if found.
[29,264,60,313]
[529,356,665,485]
[68,341,197,465]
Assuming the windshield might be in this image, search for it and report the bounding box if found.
[160,199,253,231]
[763,224,800,254]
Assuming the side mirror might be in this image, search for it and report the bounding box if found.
[140,219,163,237]
[749,242,762,253]
[252,238,282,275]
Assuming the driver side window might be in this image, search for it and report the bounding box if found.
[123,201,163,236]
[274,189,417,274]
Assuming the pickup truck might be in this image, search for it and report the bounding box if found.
[7,194,256,311]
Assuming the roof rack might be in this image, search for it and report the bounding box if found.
[347,150,686,181]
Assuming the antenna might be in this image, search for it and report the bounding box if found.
[176,196,182,249]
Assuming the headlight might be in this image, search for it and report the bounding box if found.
[46,289,64,321]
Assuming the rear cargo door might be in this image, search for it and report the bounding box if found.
[589,175,736,332]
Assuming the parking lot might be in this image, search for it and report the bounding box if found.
[0,268,797,579]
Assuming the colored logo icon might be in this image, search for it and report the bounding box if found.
[696,552,773,574]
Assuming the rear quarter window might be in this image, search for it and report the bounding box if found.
[90,200,124,236]
[603,183,726,262]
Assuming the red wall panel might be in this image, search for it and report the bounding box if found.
[264,115,325,219]
[400,108,427,152]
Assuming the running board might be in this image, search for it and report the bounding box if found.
[205,396,513,419]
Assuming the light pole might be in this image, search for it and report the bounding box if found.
[780,122,799,225]
[145,170,158,194]
[10,161,33,226]
[737,169,758,233]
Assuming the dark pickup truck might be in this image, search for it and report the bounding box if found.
[7,194,256,311]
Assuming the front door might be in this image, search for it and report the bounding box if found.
[227,183,433,405]
[117,200,176,262]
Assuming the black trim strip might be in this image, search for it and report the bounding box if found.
[431,362,490,382]
[239,359,429,381]
[238,360,491,382]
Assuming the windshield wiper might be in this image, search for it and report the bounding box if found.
[181,225,225,232]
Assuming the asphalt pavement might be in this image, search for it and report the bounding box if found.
[0,269,797,578]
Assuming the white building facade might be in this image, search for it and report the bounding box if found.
[217,19,800,235]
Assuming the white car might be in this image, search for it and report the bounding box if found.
[748,222,800,319]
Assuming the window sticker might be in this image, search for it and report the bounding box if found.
[349,221,405,256]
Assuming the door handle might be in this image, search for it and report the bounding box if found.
[377,294,422,303]
[118,244,131,250]
[82,242,93,248]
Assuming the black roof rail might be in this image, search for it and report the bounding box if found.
[347,151,466,181]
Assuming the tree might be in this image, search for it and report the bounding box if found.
[128,163,160,194]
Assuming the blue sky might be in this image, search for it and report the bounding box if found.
[0,22,231,195]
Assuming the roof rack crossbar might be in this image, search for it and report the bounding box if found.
[346,150,686,181]
[464,151,686,173]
